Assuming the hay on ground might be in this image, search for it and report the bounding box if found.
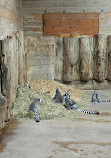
[13,80,90,120]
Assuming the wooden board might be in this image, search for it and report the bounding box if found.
[43,13,99,37]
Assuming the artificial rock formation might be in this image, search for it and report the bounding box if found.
[107,35,111,80]
[25,36,54,81]
[54,38,63,81]
[94,34,108,81]
[63,37,80,82]
[79,37,93,81]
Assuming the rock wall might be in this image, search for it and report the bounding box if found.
[54,35,111,85]
[107,35,111,80]
[54,38,63,81]
[0,0,24,129]
[79,37,93,81]
[25,34,111,86]
[94,35,108,81]
[25,36,54,81]
[63,37,80,82]
[0,31,25,129]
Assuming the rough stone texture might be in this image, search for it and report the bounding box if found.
[63,37,80,82]
[25,36,54,81]
[3,36,18,121]
[0,0,24,129]
[54,35,110,83]
[0,32,25,129]
[63,38,73,82]
[94,34,108,81]
[0,94,7,129]
[54,38,63,81]
[72,38,80,81]
[79,37,93,81]
[107,35,111,80]
[17,31,26,85]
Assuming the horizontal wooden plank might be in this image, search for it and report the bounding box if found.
[44,19,98,27]
[44,27,98,35]
[43,13,99,37]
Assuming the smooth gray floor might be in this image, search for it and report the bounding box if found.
[0,102,111,158]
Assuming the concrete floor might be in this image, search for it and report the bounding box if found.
[0,102,111,158]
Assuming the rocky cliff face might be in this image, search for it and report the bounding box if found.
[54,35,110,83]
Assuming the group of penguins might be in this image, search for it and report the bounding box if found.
[29,85,111,122]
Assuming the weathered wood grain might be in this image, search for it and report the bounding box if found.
[43,13,99,37]
[23,0,111,36]
[44,13,99,20]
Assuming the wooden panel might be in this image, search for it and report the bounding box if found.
[44,13,99,20]
[44,26,98,34]
[43,13,99,37]
[44,20,98,27]
[23,0,111,36]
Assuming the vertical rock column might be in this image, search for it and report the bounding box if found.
[79,37,93,81]
[107,35,111,80]
[63,37,80,82]
[54,38,63,81]
[17,31,25,85]
[94,34,108,81]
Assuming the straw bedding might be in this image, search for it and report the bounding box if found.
[13,80,90,120]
